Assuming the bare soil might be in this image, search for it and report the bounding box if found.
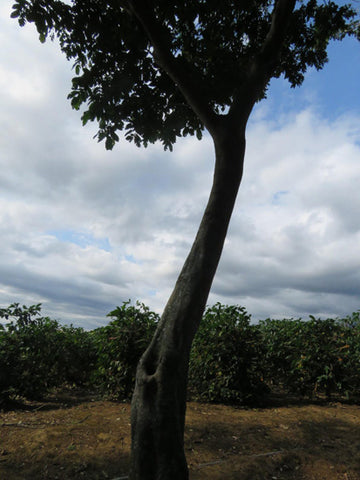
[1,390,360,480]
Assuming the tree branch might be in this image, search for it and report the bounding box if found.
[122,0,220,136]
[229,0,296,123]
[258,0,296,71]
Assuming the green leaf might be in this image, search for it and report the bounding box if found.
[105,137,115,150]
[10,10,20,19]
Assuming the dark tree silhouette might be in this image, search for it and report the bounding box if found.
[11,1,359,478]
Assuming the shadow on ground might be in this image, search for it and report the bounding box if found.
[1,395,360,480]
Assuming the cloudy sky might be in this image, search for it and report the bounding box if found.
[1,4,360,329]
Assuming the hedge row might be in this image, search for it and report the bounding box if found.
[1,302,359,406]
[189,304,360,404]
[0,304,95,402]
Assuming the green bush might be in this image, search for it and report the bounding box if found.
[54,324,97,387]
[336,311,360,398]
[188,303,268,405]
[259,316,356,398]
[0,321,21,403]
[257,318,300,394]
[91,301,159,399]
[0,304,63,400]
[0,303,96,404]
[2,300,359,406]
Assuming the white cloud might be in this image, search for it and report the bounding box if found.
[1,8,359,328]
[211,109,360,319]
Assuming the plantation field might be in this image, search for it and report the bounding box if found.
[1,390,360,480]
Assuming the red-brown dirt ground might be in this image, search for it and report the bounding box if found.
[1,390,359,480]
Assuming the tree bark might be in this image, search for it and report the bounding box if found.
[129,122,247,480]
[126,3,298,475]
[126,1,298,475]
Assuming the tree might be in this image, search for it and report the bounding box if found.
[11,1,359,478]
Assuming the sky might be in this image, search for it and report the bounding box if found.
[1,4,360,329]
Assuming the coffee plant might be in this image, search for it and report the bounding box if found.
[188,303,268,405]
[0,303,96,404]
[1,301,359,405]
[91,301,159,399]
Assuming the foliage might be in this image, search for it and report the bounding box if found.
[0,303,62,400]
[258,315,360,398]
[54,323,97,387]
[1,302,359,404]
[188,303,268,405]
[336,311,360,397]
[91,301,159,399]
[0,303,96,404]
[10,0,359,150]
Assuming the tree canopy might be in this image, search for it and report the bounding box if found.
[10,2,360,478]
[11,0,359,150]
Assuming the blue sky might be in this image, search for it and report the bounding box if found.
[0,4,359,328]
[48,230,112,252]
[257,35,360,120]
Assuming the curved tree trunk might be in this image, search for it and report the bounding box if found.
[129,124,247,480]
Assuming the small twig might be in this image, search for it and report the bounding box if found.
[196,459,227,468]
[1,422,45,429]
[1,414,91,429]
[196,449,294,469]
[4,423,44,428]
[70,414,91,424]
[250,449,283,458]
